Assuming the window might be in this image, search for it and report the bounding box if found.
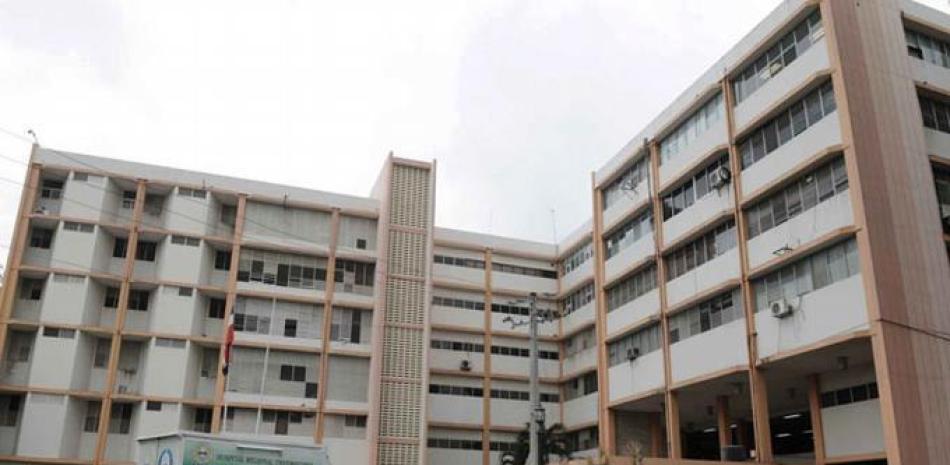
[356,238,367,250]
[19,278,43,301]
[659,93,725,165]
[664,220,737,281]
[491,344,558,360]
[603,154,650,210]
[29,228,53,249]
[220,204,237,227]
[146,401,162,411]
[178,187,207,198]
[103,287,120,308]
[279,364,307,382]
[820,382,879,408]
[668,289,743,343]
[561,282,595,316]
[284,319,297,338]
[170,235,200,247]
[607,323,662,366]
[561,241,593,274]
[42,327,76,339]
[661,155,731,220]
[63,221,94,233]
[920,94,950,134]
[178,286,193,297]
[40,179,63,199]
[604,209,653,259]
[344,415,367,428]
[0,396,21,427]
[83,401,101,432]
[432,295,485,311]
[934,166,950,234]
[906,28,950,68]
[734,10,823,103]
[752,238,860,311]
[156,337,185,348]
[745,157,848,239]
[109,403,133,434]
[606,264,657,312]
[431,339,485,353]
[121,191,136,209]
[739,81,836,169]
[93,338,110,368]
[335,259,376,291]
[214,250,231,270]
[135,241,157,261]
[113,237,128,258]
[238,249,327,290]
[193,408,213,433]
[330,308,363,342]
[207,298,226,319]
[128,290,150,311]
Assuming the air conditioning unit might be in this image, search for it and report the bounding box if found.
[710,166,732,189]
[117,385,130,394]
[460,360,472,372]
[33,205,47,215]
[770,298,794,319]
[626,347,640,362]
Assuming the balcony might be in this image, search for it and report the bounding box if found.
[562,347,597,377]
[603,178,650,232]
[662,189,734,247]
[747,191,854,269]
[606,290,660,338]
[561,300,594,336]
[560,260,593,295]
[734,37,830,131]
[607,350,665,404]
[666,249,740,308]
[604,235,654,284]
[659,119,728,187]
[563,392,599,427]
[756,274,868,360]
[742,114,842,197]
[428,393,483,424]
[670,318,748,385]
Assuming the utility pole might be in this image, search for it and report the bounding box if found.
[503,292,556,465]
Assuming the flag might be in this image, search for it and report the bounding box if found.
[222,311,235,375]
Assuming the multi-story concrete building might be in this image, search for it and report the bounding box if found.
[1,0,950,464]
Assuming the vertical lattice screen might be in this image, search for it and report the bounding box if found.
[375,162,432,465]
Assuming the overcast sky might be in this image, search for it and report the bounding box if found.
[1,0,948,266]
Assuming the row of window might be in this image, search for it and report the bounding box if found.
[427,384,559,402]
[659,92,725,165]
[607,323,662,367]
[104,287,151,311]
[433,295,485,311]
[491,262,557,279]
[237,249,328,290]
[739,81,836,170]
[661,155,730,221]
[83,401,133,434]
[820,382,879,409]
[906,28,950,68]
[605,264,657,312]
[752,238,859,311]
[746,157,848,239]
[561,282,594,315]
[430,339,559,360]
[561,241,593,274]
[604,209,653,260]
[434,254,485,269]
[935,166,950,233]
[733,10,824,104]
[427,438,516,452]
[668,289,743,344]
[603,155,650,210]
[664,220,737,281]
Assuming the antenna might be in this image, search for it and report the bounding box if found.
[27,129,39,145]
[549,209,558,252]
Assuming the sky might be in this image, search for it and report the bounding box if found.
[1,0,949,266]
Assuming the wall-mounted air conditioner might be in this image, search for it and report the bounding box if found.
[710,166,732,190]
[770,298,794,319]
[626,347,640,362]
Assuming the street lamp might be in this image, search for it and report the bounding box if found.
[502,292,559,465]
